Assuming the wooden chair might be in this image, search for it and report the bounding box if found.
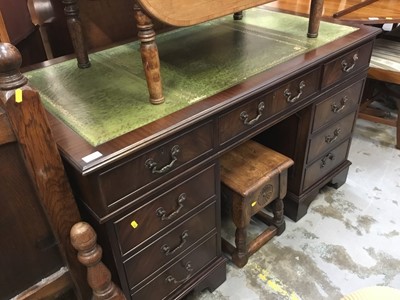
[220,140,293,268]
[359,30,400,149]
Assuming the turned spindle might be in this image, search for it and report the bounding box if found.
[70,222,126,300]
[133,3,164,105]
[62,0,90,68]
[0,43,28,90]
[308,0,324,38]
[233,11,243,20]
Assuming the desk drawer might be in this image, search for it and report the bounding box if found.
[114,165,216,255]
[124,202,216,289]
[303,139,350,191]
[131,235,218,299]
[312,80,363,132]
[321,42,373,89]
[219,68,319,144]
[307,112,356,164]
[98,121,214,209]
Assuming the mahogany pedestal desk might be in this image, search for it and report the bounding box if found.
[24,10,380,299]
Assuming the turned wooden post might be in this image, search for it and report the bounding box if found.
[62,0,90,68]
[133,2,164,104]
[272,198,285,232]
[71,222,127,300]
[0,42,91,300]
[308,0,324,38]
[233,11,243,20]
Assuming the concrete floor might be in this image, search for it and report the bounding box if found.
[188,119,400,299]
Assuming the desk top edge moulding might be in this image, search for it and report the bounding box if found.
[60,0,324,105]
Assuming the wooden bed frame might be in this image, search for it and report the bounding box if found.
[62,0,324,104]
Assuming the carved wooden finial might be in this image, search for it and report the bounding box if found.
[70,222,126,300]
[0,43,28,90]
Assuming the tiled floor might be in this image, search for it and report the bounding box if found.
[188,119,400,299]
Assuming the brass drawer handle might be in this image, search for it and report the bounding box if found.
[240,101,265,126]
[284,81,306,103]
[156,193,186,221]
[331,96,348,113]
[165,261,193,284]
[320,153,335,168]
[161,230,189,256]
[325,128,341,144]
[145,145,180,174]
[341,53,358,73]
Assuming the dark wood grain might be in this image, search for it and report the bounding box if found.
[124,203,217,288]
[0,141,65,299]
[321,42,374,88]
[3,89,92,299]
[0,110,15,144]
[0,42,90,299]
[62,0,90,68]
[12,271,73,300]
[115,165,216,255]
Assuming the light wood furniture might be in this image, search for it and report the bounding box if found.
[263,0,400,24]
[61,0,324,104]
[220,140,293,268]
[359,37,400,149]
[136,0,322,29]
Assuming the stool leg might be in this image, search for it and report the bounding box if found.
[233,11,243,20]
[232,227,248,268]
[272,198,286,236]
[307,0,323,38]
[133,3,164,104]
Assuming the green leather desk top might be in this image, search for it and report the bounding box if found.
[26,8,357,146]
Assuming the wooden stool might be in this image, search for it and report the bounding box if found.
[220,140,294,268]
